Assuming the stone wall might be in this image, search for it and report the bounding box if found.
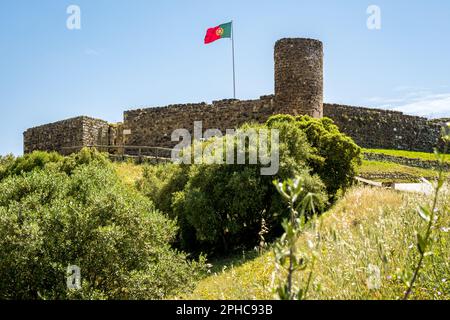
[24,102,444,155]
[123,96,276,148]
[24,116,109,155]
[81,117,110,147]
[359,172,422,182]
[122,100,443,153]
[323,104,442,152]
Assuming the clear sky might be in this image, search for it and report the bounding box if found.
[1,0,449,155]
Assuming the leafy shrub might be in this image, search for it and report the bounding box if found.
[267,115,362,198]
[136,163,189,218]
[0,154,15,166]
[0,159,204,299]
[169,122,328,254]
[59,147,111,174]
[0,148,111,181]
[138,115,359,254]
[0,151,63,180]
[0,154,15,180]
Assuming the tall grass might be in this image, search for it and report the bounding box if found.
[297,187,449,299]
[184,186,450,300]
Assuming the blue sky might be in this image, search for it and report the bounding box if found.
[1,0,449,155]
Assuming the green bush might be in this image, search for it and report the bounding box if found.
[136,163,189,218]
[0,159,204,299]
[0,154,15,180]
[0,154,15,166]
[59,148,111,174]
[0,151,63,180]
[0,148,111,181]
[138,115,360,254]
[168,122,328,254]
[267,115,362,198]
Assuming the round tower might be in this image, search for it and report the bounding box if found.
[274,38,323,118]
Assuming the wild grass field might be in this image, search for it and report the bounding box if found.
[179,146,450,300]
[179,186,450,300]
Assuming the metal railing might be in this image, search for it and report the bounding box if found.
[61,145,174,163]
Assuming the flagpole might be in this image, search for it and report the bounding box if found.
[231,20,236,99]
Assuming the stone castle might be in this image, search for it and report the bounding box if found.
[24,38,444,155]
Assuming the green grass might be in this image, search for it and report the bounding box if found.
[113,162,143,188]
[181,186,450,300]
[364,148,450,163]
[358,160,443,181]
[178,251,274,300]
[111,159,450,300]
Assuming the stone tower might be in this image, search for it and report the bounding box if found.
[274,38,323,118]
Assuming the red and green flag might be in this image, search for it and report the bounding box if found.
[204,22,232,44]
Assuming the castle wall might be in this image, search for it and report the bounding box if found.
[23,38,445,155]
[123,96,275,148]
[323,104,442,152]
[23,103,443,155]
[81,117,110,147]
[24,116,109,155]
[123,100,442,153]
[120,36,324,150]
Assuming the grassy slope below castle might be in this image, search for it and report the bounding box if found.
[110,150,446,186]
[363,149,450,163]
[359,160,447,182]
[110,149,450,300]
[178,186,450,300]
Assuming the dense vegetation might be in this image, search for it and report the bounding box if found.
[182,124,450,300]
[5,115,446,300]
[267,115,362,197]
[137,116,361,254]
[0,149,203,300]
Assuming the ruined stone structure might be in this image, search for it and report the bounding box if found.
[123,97,274,148]
[322,104,442,151]
[24,38,445,155]
[24,116,110,155]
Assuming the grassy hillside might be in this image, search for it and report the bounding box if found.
[180,186,450,300]
[358,160,444,181]
[364,148,450,163]
[110,147,449,300]
[111,154,447,188]
[355,148,449,182]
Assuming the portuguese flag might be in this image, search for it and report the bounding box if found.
[204,22,232,44]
